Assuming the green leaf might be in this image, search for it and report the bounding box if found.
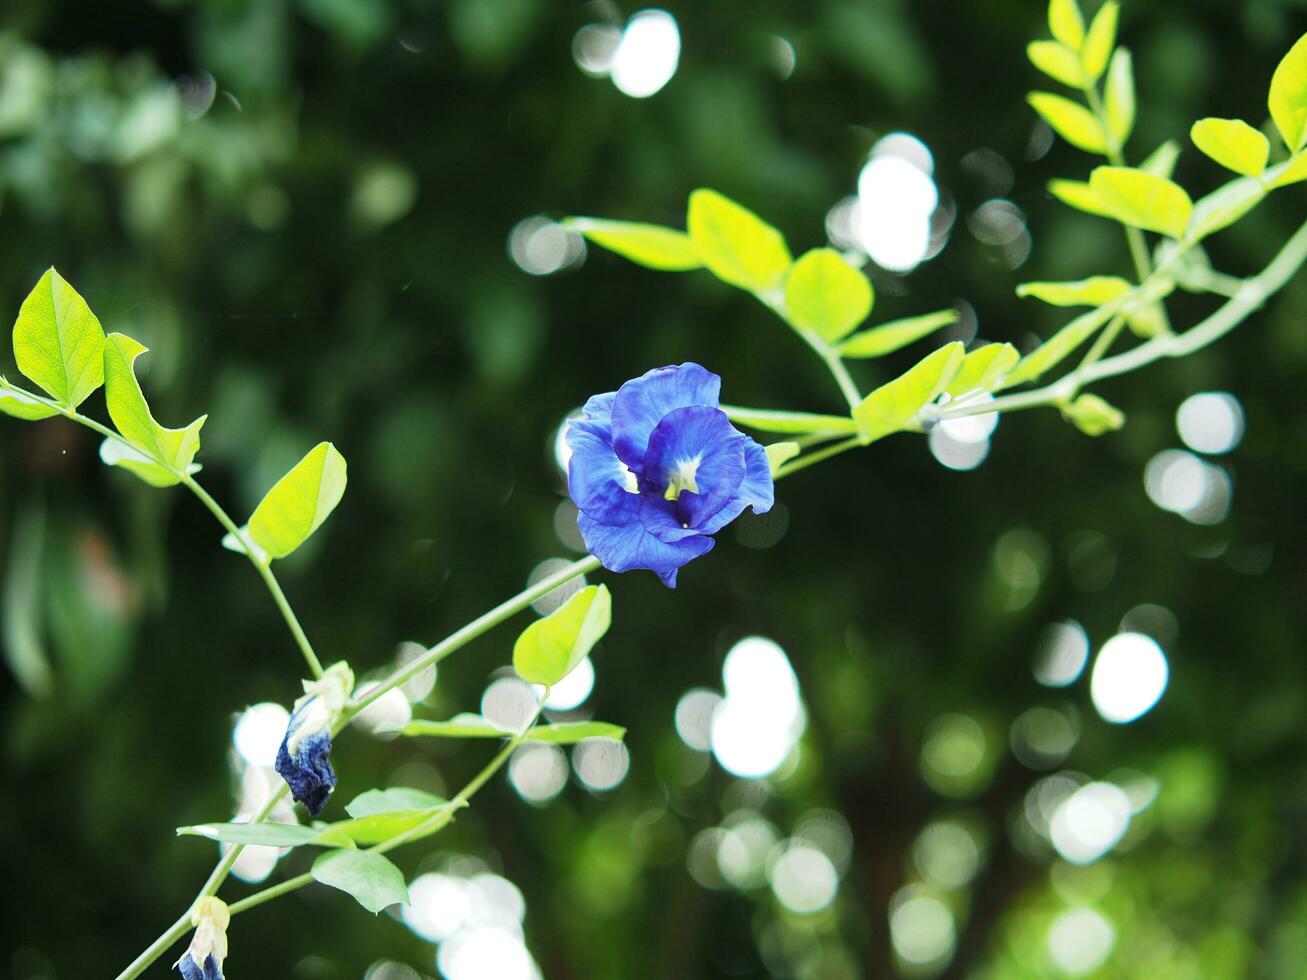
[1140,139,1181,179]
[838,310,959,359]
[1271,151,1307,188]
[944,344,1020,397]
[1190,118,1270,177]
[720,405,858,435]
[1048,179,1115,217]
[1104,49,1135,145]
[513,584,611,687]
[345,787,450,818]
[1048,0,1085,50]
[178,821,323,848]
[1016,276,1132,307]
[320,787,459,845]
[1080,0,1118,81]
[1268,33,1307,151]
[102,334,206,485]
[565,218,702,271]
[0,386,58,421]
[1027,41,1083,88]
[1061,393,1125,435]
[311,849,410,914]
[1088,166,1193,238]
[764,441,801,474]
[687,189,792,293]
[852,342,965,443]
[99,438,200,488]
[399,713,510,739]
[1125,303,1166,339]
[1028,92,1107,153]
[11,268,106,410]
[783,248,873,342]
[1186,176,1267,241]
[1000,303,1120,388]
[247,442,348,560]
[526,721,627,744]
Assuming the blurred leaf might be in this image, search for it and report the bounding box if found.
[687,189,791,293]
[1061,393,1125,435]
[1088,166,1193,238]
[1080,0,1118,81]
[764,441,800,474]
[1028,41,1083,88]
[944,344,1020,397]
[1048,0,1085,50]
[1268,33,1307,151]
[0,386,58,421]
[1190,118,1270,176]
[1126,302,1168,338]
[178,822,323,848]
[1105,49,1135,145]
[1188,176,1267,240]
[1017,276,1132,307]
[852,342,964,442]
[1002,303,1120,388]
[12,268,105,410]
[1049,178,1115,217]
[1028,92,1107,153]
[721,406,857,435]
[567,218,702,271]
[1271,151,1307,187]
[513,584,611,687]
[838,310,959,359]
[311,849,409,914]
[102,334,206,486]
[3,504,53,697]
[247,442,348,561]
[526,721,626,744]
[783,248,873,342]
[1140,139,1182,178]
[399,713,508,738]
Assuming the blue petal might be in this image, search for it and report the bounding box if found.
[577,511,714,588]
[696,435,775,536]
[609,364,721,471]
[579,390,615,428]
[275,704,336,816]
[566,417,640,526]
[176,954,222,980]
[641,406,747,530]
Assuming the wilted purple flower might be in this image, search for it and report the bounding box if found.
[274,663,353,816]
[175,897,229,980]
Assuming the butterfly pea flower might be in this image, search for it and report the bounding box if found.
[274,662,353,816]
[566,363,773,587]
[175,897,229,980]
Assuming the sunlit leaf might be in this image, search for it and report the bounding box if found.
[566,218,702,271]
[1268,33,1307,151]
[721,405,858,436]
[1271,151,1307,188]
[1001,303,1119,388]
[1104,49,1135,145]
[852,342,964,443]
[513,584,611,687]
[524,721,626,744]
[1080,0,1118,81]
[687,189,792,293]
[783,248,873,342]
[1190,118,1270,177]
[764,441,800,474]
[1088,166,1193,238]
[1028,92,1107,153]
[399,714,509,738]
[247,442,347,560]
[319,788,459,845]
[11,268,106,410]
[1061,393,1125,435]
[346,787,450,818]
[945,344,1020,397]
[1027,41,1083,88]
[178,822,323,848]
[99,438,199,488]
[1016,276,1132,307]
[838,310,959,359]
[1187,176,1267,241]
[1048,178,1115,217]
[0,386,58,421]
[1048,0,1085,50]
[311,849,409,914]
[1139,139,1181,179]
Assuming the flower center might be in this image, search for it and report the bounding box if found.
[663,456,701,501]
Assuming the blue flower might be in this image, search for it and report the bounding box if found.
[274,664,353,816]
[566,363,774,587]
[175,898,228,980]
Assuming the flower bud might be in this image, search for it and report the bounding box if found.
[175,896,229,980]
[274,662,353,815]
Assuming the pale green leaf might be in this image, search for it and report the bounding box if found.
[1027,41,1083,88]
[1028,92,1107,153]
[1139,139,1181,179]
[526,721,627,744]
[721,405,858,436]
[852,342,965,443]
[311,849,410,914]
[399,714,510,738]
[178,822,323,848]
[1080,0,1118,81]
[103,333,206,479]
[1088,166,1193,238]
[219,526,270,565]
[1268,33,1307,151]
[783,248,873,342]
[838,310,959,359]
[1000,303,1119,388]
[321,788,459,845]
[1049,0,1085,49]
[1270,151,1307,187]
[764,441,800,474]
[1190,118,1270,177]
[687,189,792,293]
[1125,303,1167,339]
[566,218,702,271]
[1104,49,1135,144]
[345,787,450,818]
[513,584,611,686]
[99,438,199,488]
[1016,276,1132,307]
[1187,176,1267,241]
[944,344,1020,397]
[247,442,348,560]
[0,386,58,421]
[1061,393,1125,435]
[1048,179,1115,217]
[11,268,106,410]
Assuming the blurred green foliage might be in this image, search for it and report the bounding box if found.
[2,1,1306,978]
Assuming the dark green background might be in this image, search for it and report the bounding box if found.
[2,0,1306,977]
